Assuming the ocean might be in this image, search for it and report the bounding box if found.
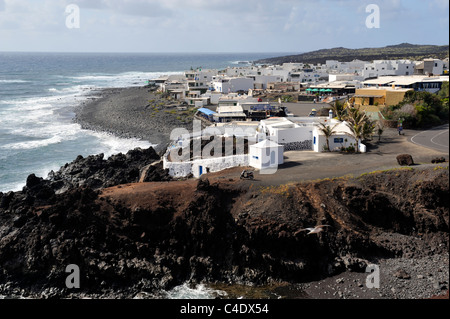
[0,51,298,299]
[0,52,288,194]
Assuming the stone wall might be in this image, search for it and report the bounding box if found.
[282,140,313,151]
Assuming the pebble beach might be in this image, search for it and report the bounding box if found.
[74,86,195,153]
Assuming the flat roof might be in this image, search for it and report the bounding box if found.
[214,113,246,117]
[198,108,216,116]
[357,87,412,93]
[354,94,384,98]
[217,105,244,113]
[363,75,449,86]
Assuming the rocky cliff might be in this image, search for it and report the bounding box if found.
[0,146,448,298]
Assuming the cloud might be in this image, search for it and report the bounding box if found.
[0,0,66,31]
[0,0,447,53]
[431,0,449,9]
[71,0,172,17]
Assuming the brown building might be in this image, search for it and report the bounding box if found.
[353,87,413,107]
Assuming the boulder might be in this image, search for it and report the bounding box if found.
[396,154,414,166]
[431,157,446,164]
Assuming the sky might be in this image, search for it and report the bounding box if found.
[0,0,448,53]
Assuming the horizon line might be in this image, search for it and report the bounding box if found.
[0,50,300,55]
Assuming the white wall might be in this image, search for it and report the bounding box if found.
[363,60,415,79]
[249,145,284,170]
[270,127,312,144]
[229,78,255,92]
[312,129,359,152]
[164,154,249,178]
[251,75,282,90]
[432,60,444,75]
[202,92,222,104]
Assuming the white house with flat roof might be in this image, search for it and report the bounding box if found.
[212,76,255,93]
[257,117,362,153]
[258,118,312,148]
[312,121,361,152]
[247,75,283,90]
[414,59,445,76]
[362,60,415,79]
[326,60,367,74]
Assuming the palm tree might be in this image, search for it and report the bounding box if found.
[331,100,346,121]
[362,117,376,141]
[345,106,370,153]
[317,122,338,151]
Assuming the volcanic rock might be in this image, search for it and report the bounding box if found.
[396,154,414,166]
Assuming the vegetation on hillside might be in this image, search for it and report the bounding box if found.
[380,82,449,128]
[255,43,449,65]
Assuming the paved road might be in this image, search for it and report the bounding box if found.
[206,127,448,186]
[408,124,449,153]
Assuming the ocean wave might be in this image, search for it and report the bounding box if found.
[69,71,183,87]
[0,91,87,107]
[162,283,227,299]
[88,131,155,156]
[0,136,65,150]
[230,61,252,65]
[0,79,31,84]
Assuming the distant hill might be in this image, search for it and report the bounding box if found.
[254,43,449,65]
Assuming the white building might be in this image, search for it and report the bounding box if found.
[312,121,361,152]
[201,91,223,105]
[289,68,329,83]
[414,59,445,76]
[249,139,284,171]
[161,81,189,100]
[258,117,362,153]
[185,69,217,92]
[328,73,364,82]
[212,76,255,93]
[247,75,283,90]
[362,60,415,79]
[219,66,259,77]
[326,60,367,75]
[185,91,210,107]
[258,118,313,148]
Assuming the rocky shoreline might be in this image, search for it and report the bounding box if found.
[0,85,448,300]
[0,151,448,299]
[74,86,196,153]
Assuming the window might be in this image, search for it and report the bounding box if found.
[334,138,344,143]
